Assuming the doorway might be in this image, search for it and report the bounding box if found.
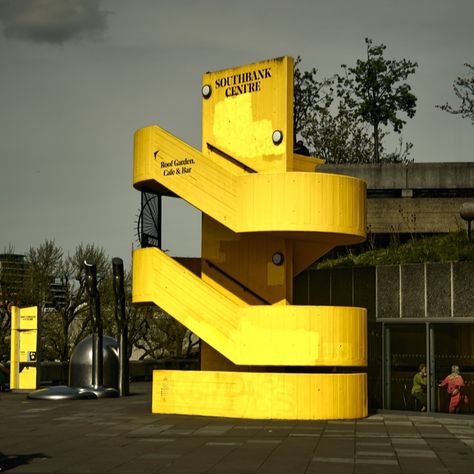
[383,324,426,410]
[433,323,474,414]
[383,322,473,414]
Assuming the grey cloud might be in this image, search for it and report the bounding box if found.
[0,0,110,44]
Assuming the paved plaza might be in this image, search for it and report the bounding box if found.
[1,382,474,473]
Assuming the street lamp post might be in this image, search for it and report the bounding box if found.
[460,202,474,241]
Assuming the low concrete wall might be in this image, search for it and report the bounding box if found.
[318,163,474,234]
[367,198,467,234]
[319,162,474,190]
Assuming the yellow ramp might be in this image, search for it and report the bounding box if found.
[153,370,368,420]
[134,125,238,229]
[134,125,366,244]
[133,247,367,367]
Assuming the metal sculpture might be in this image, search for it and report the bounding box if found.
[27,260,122,400]
[112,257,129,396]
[84,261,104,390]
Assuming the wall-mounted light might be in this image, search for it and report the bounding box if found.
[272,252,284,266]
[272,130,283,145]
[201,84,212,99]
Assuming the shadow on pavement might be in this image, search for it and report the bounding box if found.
[0,452,49,472]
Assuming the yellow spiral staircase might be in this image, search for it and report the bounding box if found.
[132,57,367,419]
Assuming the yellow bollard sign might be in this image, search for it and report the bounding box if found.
[10,306,39,391]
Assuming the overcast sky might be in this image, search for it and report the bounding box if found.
[1,0,473,268]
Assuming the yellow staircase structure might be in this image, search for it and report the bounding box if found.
[132,57,367,419]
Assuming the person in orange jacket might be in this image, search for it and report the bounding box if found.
[439,365,468,414]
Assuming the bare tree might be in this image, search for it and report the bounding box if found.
[22,240,63,310]
[44,243,110,361]
[2,239,198,362]
[437,63,474,124]
[133,307,198,360]
[21,241,110,361]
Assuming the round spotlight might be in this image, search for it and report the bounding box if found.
[272,130,283,145]
[201,84,212,99]
[272,252,284,266]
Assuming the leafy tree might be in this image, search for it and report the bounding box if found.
[294,43,416,164]
[300,103,375,164]
[337,38,418,162]
[293,57,333,143]
[294,57,376,163]
[294,56,375,163]
[436,63,474,124]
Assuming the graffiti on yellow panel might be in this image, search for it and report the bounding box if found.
[152,370,368,420]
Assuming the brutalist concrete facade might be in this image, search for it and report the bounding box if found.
[296,262,474,321]
[319,162,474,235]
[294,261,474,410]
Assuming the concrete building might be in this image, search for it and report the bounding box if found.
[320,162,474,238]
[295,262,474,414]
[0,253,66,310]
[0,253,27,306]
[294,162,474,415]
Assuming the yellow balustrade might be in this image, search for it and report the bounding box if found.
[134,125,366,242]
[132,56,367,419]
[133,247,367,367]
[153,371,367,420]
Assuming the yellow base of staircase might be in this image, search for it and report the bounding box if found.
[152,370,367,420]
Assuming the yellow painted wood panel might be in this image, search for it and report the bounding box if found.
[18,367,37,391]
[133,248,367,367]
[153,370,367,420]
[132,56,368,420]
[236,172,366,240]
[134,126,238,229]
[293,154,325,172]
[201,215,291,305]
[202,57,294,173]
[134,126,366,242]
[10,306,19,390]
[10,306,38,391]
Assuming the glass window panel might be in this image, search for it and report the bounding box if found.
[433,324,473,415]
[389,324,426,411]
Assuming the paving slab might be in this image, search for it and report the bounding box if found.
[2,383,474,473]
